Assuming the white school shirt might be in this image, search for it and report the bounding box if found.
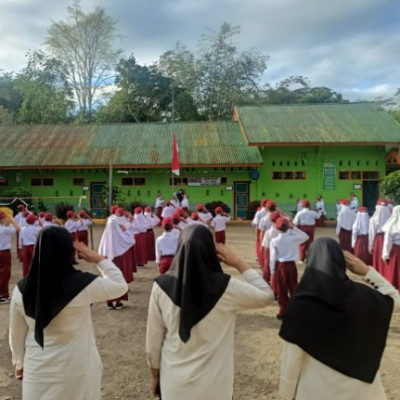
[64,219,79,234]
[382,231,400,260]
[14,212,25,226]
[155,197,164,208]
[315,199,326,214]
[198,211,213,222]
[0,225,16,250]
[161,205,175,218]
[254,208,267,226]
[180,198,189,209]
[261,226,279,249]
[351,212,370,248]
[269,228,309,274]
[145,213,161,228]
[155,230,180,263]
[18,225,41,248]
[336,206,356,234]
[210,215,231,232]
[77,218,92,232]
[293,208,321,226]
[258,213,272,232]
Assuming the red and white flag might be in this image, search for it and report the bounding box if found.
[172,135,180,176]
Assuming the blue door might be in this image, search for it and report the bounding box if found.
[90,182,106,217]
[234,181,249,218]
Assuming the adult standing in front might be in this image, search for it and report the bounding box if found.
[350,193,359,212]
[146,225,274,400]
[9,227,128,399]
[0,212,20,303]
[315,195,326,227]
[279,238,399,400]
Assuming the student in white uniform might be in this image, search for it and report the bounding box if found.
[146,224,274,400]
[336,199,356,252]
[210,207,231,244]
[349,193,359,212]
[270,218,308,320]
[279,238,400,400]
[155,217,180,274]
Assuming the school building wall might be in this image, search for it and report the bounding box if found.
[252,145,386,218]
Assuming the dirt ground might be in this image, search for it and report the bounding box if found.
[0,222,399,400]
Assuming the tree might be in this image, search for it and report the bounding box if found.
[381,170,400,204]
[14,50,73,124]
[46,1,121,121]
[196,23,268,120]
[261,76,347,104]
[96,55,200,123]
[0,72,22,123]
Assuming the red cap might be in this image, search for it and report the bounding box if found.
[115,208,125,217]
[266,201,276,209]
[145,206,152,213]
[44,212,53,221]
[260,198,269,206]
[191,212,199,220]
[39,211,45,218]
[162,217,173,229]
[341,199,350,206]
[376,199,386,206]
[302,200,310,207]
[23,211,29,217]
[26,214,37,225]
[165,201,171,206]
[78,210,87,218]
[215,207,223,214]
[17,205,25,211]
[257,207,261,211]
[195,204,203,211]
[134,207,143,214]
[358,206,368,212]
[66,210,75,218]
[275,217,289,230]
[174,208,184,217]
[269,211,281,223]
[110,205,119,214]
[0,211,6,219]
[124,211,130,218]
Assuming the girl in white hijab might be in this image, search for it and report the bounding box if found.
[352,207,372,265]
[381,205,400,290]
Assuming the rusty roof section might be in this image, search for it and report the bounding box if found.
[0,121,263,168]
[235,103,400,145]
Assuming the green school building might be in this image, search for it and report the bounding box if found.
[1,103,400,218]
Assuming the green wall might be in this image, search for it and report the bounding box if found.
[252,145,386,218]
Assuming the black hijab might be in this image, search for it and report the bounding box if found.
[17,226,98,348]
[279,237,394,383]
[155,224,231,342]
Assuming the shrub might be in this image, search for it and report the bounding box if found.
[204,201,231,217]
[0,186,33,215]
[55,202,74,220]
[381,171,400,205]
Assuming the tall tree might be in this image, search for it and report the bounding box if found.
[96,55,200,123]
[196,23,268,120]
[46,1,121,121]
[15,50,73,124]
[0,72,22,124]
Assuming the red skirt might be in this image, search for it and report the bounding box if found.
[215,230,226,244]
[111,247,134,302]
[0,250,11,298]
[134,233,148,265]
[315,215,325,227]
[256,229,262,265]
[385,244,400,291]
[77,230,89,246]
[339,228,353,253]
[274,261,298,317]
[21,244,35,277]
[159,255,174,274]
[262,247,270,284]
[156,207,163,226]
[372,233,385,274]
[146,229,156,261]
[354,234,372,266]
[297,225,315,261]
[129,245,137,273]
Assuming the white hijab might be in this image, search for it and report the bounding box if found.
[371,204,391,229]
[382,205,400,234]
[351,210,370,247]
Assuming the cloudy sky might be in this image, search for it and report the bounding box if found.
[0,0,399,102]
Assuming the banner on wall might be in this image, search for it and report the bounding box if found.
[323,163,336,190]
[187,177,221,186]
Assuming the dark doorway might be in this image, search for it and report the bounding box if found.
[362,180,379,215]
[90,181,106,217]
[234,181,250,218]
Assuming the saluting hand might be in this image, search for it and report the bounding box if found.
[73,241,105,264]
[344,251,370,276]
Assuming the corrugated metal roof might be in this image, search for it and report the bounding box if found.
[235,103,400,145]
[0,121,263,168]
